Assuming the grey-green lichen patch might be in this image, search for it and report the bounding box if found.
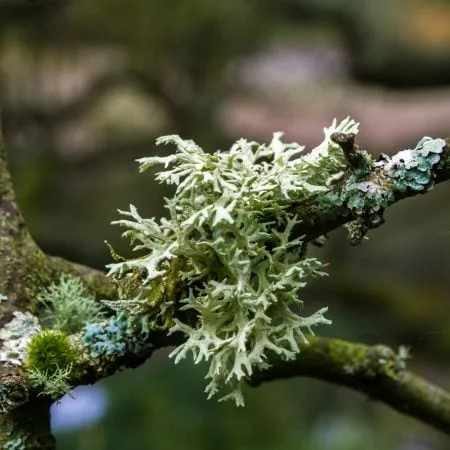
[0,294,7,303]
[37,274,106,334]
[362,345,411,379]
[384,136,445,193]
[332,136,445,244]
[4,432,26,450]
[330,132,373,177]
[0,312,41,365]
[336,166,393,243]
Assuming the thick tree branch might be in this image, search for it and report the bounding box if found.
[46,256,116,300]
[0,124,52,327]
[0,121,57,448]
[250,337,450,436]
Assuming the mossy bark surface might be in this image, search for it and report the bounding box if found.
[0,400,55,450]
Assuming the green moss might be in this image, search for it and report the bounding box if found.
[25,330,76,375]
[25,330,78,399]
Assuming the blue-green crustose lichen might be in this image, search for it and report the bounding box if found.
[385,136,445,192]
[332,136,445,244]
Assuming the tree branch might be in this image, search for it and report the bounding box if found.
[0,119,57,448]
[250,337,450,436]
[292,137,450,242]
[1,113,450,446]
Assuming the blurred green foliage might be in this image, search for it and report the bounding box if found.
[1,0,450,448]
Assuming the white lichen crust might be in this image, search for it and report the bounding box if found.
[107,118,359,405]
[0,312,41,365]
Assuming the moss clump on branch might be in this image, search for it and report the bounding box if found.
[25,330,78,400]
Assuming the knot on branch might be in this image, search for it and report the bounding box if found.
[331,132,388,244]
[0,365,29,412]
[331,132,373,177]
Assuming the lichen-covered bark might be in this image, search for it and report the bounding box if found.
[0,125,58,449]
[292,137,450,243]
[0,399,55,450]
[1,115,450,448]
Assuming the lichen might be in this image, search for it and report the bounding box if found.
[0,312,41,365]
[333,136,445,244]
[4,434,26,450]
[385,136,445,192]
[37,274,106,334]
[82,314,153,360]
[105,118,360,405]
[102,119,445,405]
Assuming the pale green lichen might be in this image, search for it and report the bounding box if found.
[37,274,106,334]
[106,118,360,405]
[26,366,72,399]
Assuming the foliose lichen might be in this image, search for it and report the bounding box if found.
[105,118,362,405]
[334,135,445,244]
[385,136,445,192]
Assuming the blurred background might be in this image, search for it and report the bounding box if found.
[1,0,450,448]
